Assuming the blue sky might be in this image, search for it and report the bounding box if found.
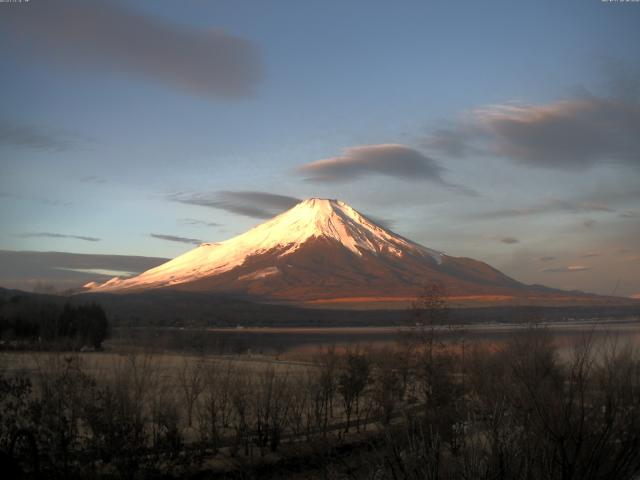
[0,0,639,296]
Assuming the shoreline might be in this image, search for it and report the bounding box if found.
[114,316,640,335]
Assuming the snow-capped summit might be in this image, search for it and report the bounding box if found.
[225,197,443,260]
[84,198,525,302]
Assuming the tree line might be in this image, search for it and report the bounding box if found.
[0,295,109,350]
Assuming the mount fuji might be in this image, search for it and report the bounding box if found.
[83,198,606,306]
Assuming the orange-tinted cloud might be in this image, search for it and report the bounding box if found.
[0,0,261,98]
[299,144,444,182]
[426,96,640,170]
[297,144,477,195]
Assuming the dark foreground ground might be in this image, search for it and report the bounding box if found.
[3,324,640,479]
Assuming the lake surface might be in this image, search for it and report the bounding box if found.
[111,318,640,359]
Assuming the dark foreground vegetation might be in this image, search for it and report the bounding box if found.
[0,293,109,351]
[2,316,640,478]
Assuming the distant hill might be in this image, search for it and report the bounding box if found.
[2,287,638,328]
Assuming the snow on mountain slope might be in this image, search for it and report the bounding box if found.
[81,198,625,307]
[85,198,444,293]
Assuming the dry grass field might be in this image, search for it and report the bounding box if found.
[3,321,640,478]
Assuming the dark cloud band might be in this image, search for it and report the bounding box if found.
[298,144,445,183]
[150,233,202,245]
[15,232,100,242]
[0,121,74,151]
[297,144,477,195]
[179,218,221,227]
[0,250,168,292]
[426,97,640,171]
[0,0,261,98]
[500,237,519,244]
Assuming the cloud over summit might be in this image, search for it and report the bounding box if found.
[168,191,301,219]
[298,144,445,183]
[297,144,476,195]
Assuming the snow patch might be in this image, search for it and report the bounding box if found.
[238,266,280,281]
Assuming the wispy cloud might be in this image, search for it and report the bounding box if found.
[56,267,137,278]
[168,191,301,219]
[80,175,107,184]
[620,211,639,219]
[499,236,519,244]
[477,199,613,219]
[150,233,202,245]
[15,232,100,242]
[541,265,592,273]
[178,218,221,227]
[579,252,602,258]
[472,185,640,220]
[363,214,395,230]
[0,120,75,151]
[0,192,72,207]
[297,144,477,195]
[539,256,556,262]
[0,0,261,98]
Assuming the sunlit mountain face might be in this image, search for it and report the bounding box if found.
[83,198,625,307]
[1,1,639,299]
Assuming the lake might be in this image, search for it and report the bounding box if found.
[110,318,640,360]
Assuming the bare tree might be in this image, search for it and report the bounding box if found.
[251,366,292,454]
[314,347,339,437]
[197,359,234,453]
[410,283,450,358]
[338,347,371,433]
[371,350,404,425]
[178,357,204,428]
[229,371,252,457]
[288,371,311,440]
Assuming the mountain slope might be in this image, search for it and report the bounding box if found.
[84,198,601,305]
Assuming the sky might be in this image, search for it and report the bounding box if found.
[0,0,639,296]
